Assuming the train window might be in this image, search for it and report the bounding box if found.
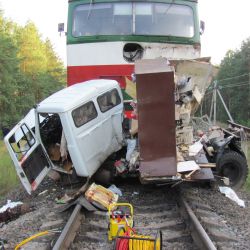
[72,3,194,38]
[97,89,121,113]
[113,4,132,15]
[154,4,194,37]
[73,4,113,36]
[72,102,97,128]
[135,3,194,37]
[135,4,152,15]
[135,3,153,35]
[113,3,132,35]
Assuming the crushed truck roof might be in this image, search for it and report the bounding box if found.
[37,79,120,113]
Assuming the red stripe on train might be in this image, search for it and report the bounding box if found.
[67,64,134,88]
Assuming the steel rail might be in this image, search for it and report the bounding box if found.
[53,182,216,250]
[52,181,90,250]
[52,203,83,250]
[179,197,217,250]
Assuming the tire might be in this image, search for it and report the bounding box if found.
[93,168,114,186]
[217,151,248,190]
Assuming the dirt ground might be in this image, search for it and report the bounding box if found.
[0,178,249,249]
[0,178,71,249]
[197,185,250,249]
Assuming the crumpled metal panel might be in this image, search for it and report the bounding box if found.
[135,59,177,178]
[191,168,214,180]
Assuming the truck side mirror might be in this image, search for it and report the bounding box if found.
[200,20,205,35]
[58,23,65,36]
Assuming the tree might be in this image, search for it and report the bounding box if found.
[0,14,20,127]
[217,39,250,126]
[0,14,66,128]
[15,21,47,75]
[210,39,250,126]
[14,22,66,103]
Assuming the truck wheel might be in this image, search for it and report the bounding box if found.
[93,168,114,186]
[217,151,248,190]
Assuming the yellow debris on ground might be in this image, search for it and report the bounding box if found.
[85,183,118,209]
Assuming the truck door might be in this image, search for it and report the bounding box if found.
[4,122,52,194]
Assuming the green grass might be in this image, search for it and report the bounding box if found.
[0,140,19,197]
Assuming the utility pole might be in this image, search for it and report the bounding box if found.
[209,89,214,121]
[209,80,234,124]
[217,88,234,122]
[213,81,217,125]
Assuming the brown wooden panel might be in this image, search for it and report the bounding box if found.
[136,62,177,178]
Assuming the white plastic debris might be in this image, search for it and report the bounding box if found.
[221,177,230,186]
[0,200,23,213]
[38,189,48,196]
[219,186,245,208]
[129,151,140,171]
[189,141,203,156]
[108,184,122,197]
[177,161,200,173]
[132,192,139,196]
[126,139,137,161]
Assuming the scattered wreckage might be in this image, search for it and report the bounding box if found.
[4,59,248,194]
[120,58,248,189]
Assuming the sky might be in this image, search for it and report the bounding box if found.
[0,0,250,65]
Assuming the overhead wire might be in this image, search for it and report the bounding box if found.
[205,80,250,92]
[216,72,250,83]
[218,81,250,88]
[201,72,249,117]
[218,80,250,87]
[220,83,250,89]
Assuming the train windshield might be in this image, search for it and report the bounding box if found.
[72,2,194,38]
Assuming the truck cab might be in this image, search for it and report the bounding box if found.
[4,79,124,194]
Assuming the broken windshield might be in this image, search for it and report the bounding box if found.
[72,2,194,38]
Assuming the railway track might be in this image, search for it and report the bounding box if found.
[51,182,239,250]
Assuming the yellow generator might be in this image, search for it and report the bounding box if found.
[108,203,134,241]
[108,203,162,250]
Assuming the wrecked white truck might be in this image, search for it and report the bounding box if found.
[4,80,124,194]
[4,59,248,194]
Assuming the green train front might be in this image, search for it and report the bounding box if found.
[67,0,201,89]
